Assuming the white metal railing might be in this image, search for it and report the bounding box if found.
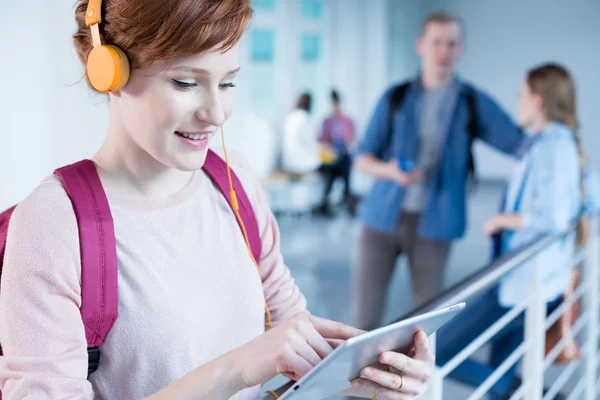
[409,216,600,400]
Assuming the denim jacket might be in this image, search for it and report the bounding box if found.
[357,76,525,240]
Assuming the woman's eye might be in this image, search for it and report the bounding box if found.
[172,80,197,90]
[219,82,237,90]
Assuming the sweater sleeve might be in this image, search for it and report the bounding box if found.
[0,176,92,399]
[254,175,308,326]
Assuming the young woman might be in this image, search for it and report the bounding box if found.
[281,93,322,176]
[0,1,434,399]
[435,63,600,399]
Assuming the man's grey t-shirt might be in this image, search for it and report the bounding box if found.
[403,86,452,212]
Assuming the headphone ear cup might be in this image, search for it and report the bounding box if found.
[86,45,131,93]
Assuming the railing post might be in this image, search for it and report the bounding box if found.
[523,253,546,400]
[585,220,600,400]
[424,332,443,400]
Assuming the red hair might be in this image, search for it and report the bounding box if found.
[73,0,253,79]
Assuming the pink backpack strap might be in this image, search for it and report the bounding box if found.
[54,160,118,350]
[203,150,262,261]
[0,206,17,269]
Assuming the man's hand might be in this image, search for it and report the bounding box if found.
[385,159,422,187]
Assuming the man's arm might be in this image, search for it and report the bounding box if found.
[345,118,356,145]
[354,87,422,186]
[320,118,330,144]
[472,89,525,157]
[354,154,395,180]
[354,88,396,178]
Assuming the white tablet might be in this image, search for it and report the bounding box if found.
[277,302,466,400]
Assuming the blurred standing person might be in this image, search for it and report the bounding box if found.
[314,89,357,217]
[437,63,600,400]
[352,11,526,330]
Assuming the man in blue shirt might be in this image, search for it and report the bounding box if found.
[352,11,525,330]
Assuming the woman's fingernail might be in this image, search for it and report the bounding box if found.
[362,368,373,378]
[352,380,363,388]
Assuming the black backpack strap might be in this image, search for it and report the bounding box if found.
[463,84,480,184]
[88,347,101,376]
[380,82,411,158]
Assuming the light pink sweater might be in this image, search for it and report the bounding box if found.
[0,150,307,399]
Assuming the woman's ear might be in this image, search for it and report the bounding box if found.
[109,89,123,99]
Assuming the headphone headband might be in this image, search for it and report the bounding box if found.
[86,0,103,48]
[85,0,103,26]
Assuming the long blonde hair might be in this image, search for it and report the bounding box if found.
[527,63,588,245]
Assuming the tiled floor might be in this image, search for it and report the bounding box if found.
[277,182,503,326]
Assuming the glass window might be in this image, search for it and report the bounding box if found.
[299,33,326,116]
[301,34,321,62]
[251,30,275,62]
[249,29,277,120]
[299,0,324,19]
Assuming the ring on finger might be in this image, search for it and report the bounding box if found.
[384,366,404,391]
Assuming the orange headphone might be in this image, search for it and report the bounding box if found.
[85,0,130,92]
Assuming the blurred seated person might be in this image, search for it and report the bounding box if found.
[314,89,358,216]
[281,93,321,176]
